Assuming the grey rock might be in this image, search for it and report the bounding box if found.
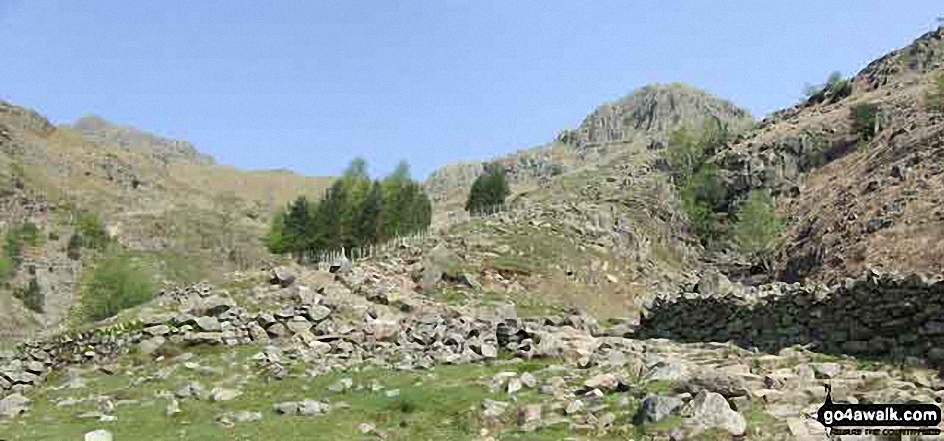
[84,429,114,441]
[681,390,746,436]
[299,399,330,416]
[635,395,683,424]
[0,393,30,418]
[194,316,222,332]
[304,305,332,322]
[139,336,166,356]
[482,399,509,419]
[211,387,242,402]
[270,267,296,287]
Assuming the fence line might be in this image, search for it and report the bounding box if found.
[309,203,510,270]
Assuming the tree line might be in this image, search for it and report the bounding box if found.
[265,158,432,261]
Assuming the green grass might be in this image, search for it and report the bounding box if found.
[2,346,599,441]
[79,250,158,322]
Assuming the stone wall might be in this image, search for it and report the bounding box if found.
[636,271,944,365]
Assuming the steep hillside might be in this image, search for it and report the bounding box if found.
[708,27,944,283]
[0,105,332,342]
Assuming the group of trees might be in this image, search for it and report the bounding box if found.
[266,158,432,261]
[465,164,510,215]
[666,117,731,241]
[664,119,782,263]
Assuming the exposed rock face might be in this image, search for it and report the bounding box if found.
[424,83,754,210]
[572,83,754,148]
[71,115,214,166]
[853,26,944,93]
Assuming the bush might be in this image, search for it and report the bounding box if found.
[732,190,782,262]
[75,212,110,250]
[926,73,944,113]
[679,165,726,240]
[67,233,83,260]
[0,255,14,281]
[81,254,156,322]
[466,164,510,215]
[13,278,43,313]
[850,103,879,141]
[803,71,851,103]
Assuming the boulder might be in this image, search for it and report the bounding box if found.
[329,257,352,274]
[194,316,222,332]
[270,267,296,288]
[634,395,683,424]
[0,393,30,418]
[84,430,114,441]
[681,391,746,436]
[139,336,166,356]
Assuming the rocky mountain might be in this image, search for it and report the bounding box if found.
[71,116,214,166]
[424,83,754,217]
[569,83,754,148]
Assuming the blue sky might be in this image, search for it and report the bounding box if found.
[0,1,940,179]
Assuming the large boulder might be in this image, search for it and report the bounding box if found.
[634,394,683,424]
[421,244,463,291]
[681,391,747,436]
[0,393,29,418]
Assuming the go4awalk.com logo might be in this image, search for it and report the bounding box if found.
[816,384,943,437]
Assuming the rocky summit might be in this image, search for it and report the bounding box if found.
[1,18,944,441]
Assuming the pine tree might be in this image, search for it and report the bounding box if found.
[466,164,509,215]
[284,196,311,260]
[355,181,384,245]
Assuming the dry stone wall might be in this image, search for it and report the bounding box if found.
[637,271,944,365]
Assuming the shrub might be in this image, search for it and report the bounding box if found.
[466,164,510,215]
[0,255,14,281]
[664,127,704,181]
[679,165,726,240]
[926,73,944,113]
[81,253,156,322]
[732,190,782,262]
[17,222,40,247]
[850,103,879,141]
[13,278,43,313]
[67,233,83,260]
[75,212,110,250]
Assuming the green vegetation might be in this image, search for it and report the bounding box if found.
[2,346,582,441]
[13,277,43,313]
[66,211,111,261]
[664,118,730,243]
[1,221,43,283]
[926,73,944,113]
[732,189,782,265]
[850,102,879,141]
[465,163,510,215]
[803,71,851,101]
[266,158,432,261]
[80,251,157,322]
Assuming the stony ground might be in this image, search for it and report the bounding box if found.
[2,252,942,441]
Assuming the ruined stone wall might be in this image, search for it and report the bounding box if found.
[636,271,944,364]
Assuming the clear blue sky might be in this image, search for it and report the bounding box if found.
[0,1,940,179]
